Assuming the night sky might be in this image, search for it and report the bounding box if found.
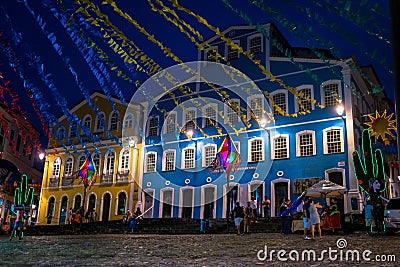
[0,0,394,148]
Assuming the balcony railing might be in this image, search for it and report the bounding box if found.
[49,178,59,188]
[101,171,114,184]
[61,175,74,187]
[116,170,129,183]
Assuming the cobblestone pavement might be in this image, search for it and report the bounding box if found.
[0,232,398,266]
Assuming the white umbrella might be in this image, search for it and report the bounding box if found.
[305,180,347,198]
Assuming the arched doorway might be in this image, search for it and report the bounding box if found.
[59,196,68,225]
[47,197,55,224]
[271,178,290,217]
[74,195,81,211]
[202,186,216,219]
[101,193,110,222]
[250,182,264,218]
[143,190,154,218]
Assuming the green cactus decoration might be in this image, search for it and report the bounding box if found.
[352,129,386,201]
[14,174,34,206]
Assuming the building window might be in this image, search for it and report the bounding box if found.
[78,155,86,170]
[117,192,127,215]
[203,104,217,128]
[165,112,177,134]
[64,157,74,176]
[93,153,100,172]
[145,152,157,173]
[69,122,78,138]
[248,95,264,120]
[82,115,92,134]
[225,99,240,124]
[206,47,218,62]
[52,157,61,177]
[271,90,288,116]
[323,127,344,154]
[203,144,217,167]
[183,148,195,169]
[296,131,316,157]
[227,41,239,61]
[273,135,289,160]
[321,81,341,108]
[95,112,106,132]
[109,111,119,131]
[163,150,176,171]
[124,113,133,129]
[120,150,130,172]
[296,86,314,112]
[249,138,263,162]
[249,35,262,55]
[105,152,115,175]
[148,116,159,137]
[184,108,196,132]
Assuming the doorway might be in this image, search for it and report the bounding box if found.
[47,197,55,224]
[272,180,289,217]
[250,183,264,217]
[203,186,215,219]
[181,188,193,219]
[143,190,154,218]
[161,189,173,218]
[101,193,110,222]
[328,171,345,214]
[59,196,68,225]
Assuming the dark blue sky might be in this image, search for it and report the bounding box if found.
[0,0,394,147]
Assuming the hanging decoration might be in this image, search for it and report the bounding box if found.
[14,174,34,208]
[210,134,241,176]
[364,110,396,145]
[78,155,97,189]
[352,129,386,202]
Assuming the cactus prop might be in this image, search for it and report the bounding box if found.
[14,174,34,207]
[352,129,386,202]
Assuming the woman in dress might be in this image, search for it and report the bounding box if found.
[309,198,323,239]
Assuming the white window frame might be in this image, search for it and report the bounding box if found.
[226,40,240,61]
[295,85,315,113]
[182,148,195,169]
[247,34,263,55]
[272,134,290,160]
[145,152,157,173]
[224,99,240,124]
[147,116,159,137]
[296,130,316,157]
[92,153,101,174]
[52,157,62,178]
[247,94,264,121]
[123,113,134,129]
[109,110,119,131]
[81,115,92,134]
[270,89,288,116]
[162,149,176,172]
[95,112,106,132]
[323,127,344,154]
[202,144,217,167]
[248,138,264,162]
[320,80,342,108]
[77,155,86,171]
[202,104,218,128]
[104,151,115,176]
[183,107,196,131]
[64,156,74,176]
[164,111,177,134]
[119,149,130,172]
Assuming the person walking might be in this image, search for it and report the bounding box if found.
[309,198,322,239]
[302,197,311,240]
[244,201,252,234]
[250,197,258,222]
[364,199,375,234]
[233,202,244,235]
[9,209,24,241]
[262,197,270,222]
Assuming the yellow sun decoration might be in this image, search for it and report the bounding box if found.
[364,110,397,145]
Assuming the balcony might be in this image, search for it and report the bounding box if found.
[101,171,114,184]
[116,170,129,183]
[61,175,74,187]
[49,178,59,188]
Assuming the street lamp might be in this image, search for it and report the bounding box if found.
[336,104,345,119]
[38,152,45,161]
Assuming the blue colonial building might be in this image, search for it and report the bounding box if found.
[137,23,391,219]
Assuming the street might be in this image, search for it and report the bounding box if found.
[0,232,398,266]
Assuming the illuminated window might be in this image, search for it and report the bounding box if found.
[145,152,157,173]
[249,138,263,162]
[273,135,289,160]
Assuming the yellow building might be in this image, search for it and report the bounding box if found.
[37,92,143,225]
